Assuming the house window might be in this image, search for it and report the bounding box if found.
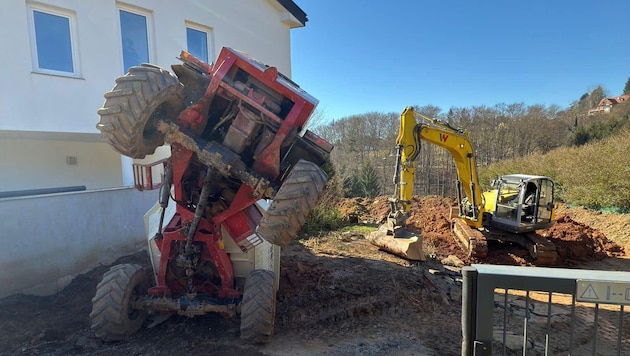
[186,27,209,63]
[119,8,151,73]
[28,6,79,76]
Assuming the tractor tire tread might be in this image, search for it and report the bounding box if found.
[90,264,149,341]
[257,160,327,246]
[240,269,276,344]
[97,64,184,159]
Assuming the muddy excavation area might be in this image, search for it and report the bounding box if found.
[1,197,627,355]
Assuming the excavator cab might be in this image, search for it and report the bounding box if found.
[486,174,555,233]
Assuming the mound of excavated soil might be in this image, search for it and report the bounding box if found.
[545,215,624,265]
[336,195,625,267]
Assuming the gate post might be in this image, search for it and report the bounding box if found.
[461,266,478,356]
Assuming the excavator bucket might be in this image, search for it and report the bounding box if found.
[367,226,425,261]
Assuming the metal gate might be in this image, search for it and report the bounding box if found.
[462,264,630,355]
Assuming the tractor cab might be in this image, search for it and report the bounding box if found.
[486,174,555,233]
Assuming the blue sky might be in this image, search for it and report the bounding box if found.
[290,1,630,122]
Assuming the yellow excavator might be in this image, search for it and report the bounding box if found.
[368,107,557,265]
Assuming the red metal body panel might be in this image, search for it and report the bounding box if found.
[212,185,262,252]
[148,214,239,299]
[253,100,306,178]
[205,48,317,179]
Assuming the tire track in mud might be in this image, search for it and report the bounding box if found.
[276,244,458,337]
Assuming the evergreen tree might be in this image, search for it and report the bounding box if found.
[624,77,630,95]
[342,175,362,198]
[359,161,381,198]
[589,86,606,109]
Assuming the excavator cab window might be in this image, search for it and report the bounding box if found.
[491,176,555,232]
[494,178,538,223]
[521,182,538,223]
[494,180,520,221]
[536,179,554,223]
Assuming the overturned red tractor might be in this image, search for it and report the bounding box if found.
[92,48,332,343]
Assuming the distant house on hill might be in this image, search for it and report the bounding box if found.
[588,94,630,115]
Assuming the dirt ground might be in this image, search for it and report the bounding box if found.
[1,196,628,356]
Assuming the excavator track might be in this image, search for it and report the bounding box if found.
[524,233,558,266]
[452,219,557,265]
[452,219,488,259]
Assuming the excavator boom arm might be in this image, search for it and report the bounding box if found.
[392,107,484,229]
[393,106,421,211]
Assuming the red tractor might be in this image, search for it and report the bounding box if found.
[92,48,332,343]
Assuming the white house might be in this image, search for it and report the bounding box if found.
[0,0,309,297]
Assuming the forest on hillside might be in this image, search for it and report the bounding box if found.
[312,79,630,210]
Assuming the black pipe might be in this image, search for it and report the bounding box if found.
[155,163,173,240]
[186,169,213,250]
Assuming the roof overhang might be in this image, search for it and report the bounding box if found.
[273,0,308,28]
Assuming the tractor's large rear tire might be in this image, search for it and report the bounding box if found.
[90,264,150,341]
[240,269,276,343]
[96,64,184,159]
[257,159,327,246]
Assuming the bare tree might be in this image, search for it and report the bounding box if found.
[316,101,571,199]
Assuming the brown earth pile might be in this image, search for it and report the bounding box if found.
[336,195,625,267]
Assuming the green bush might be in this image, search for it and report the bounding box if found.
[303,205,343,233]
[570,115,629,146]
[480,128,630,210]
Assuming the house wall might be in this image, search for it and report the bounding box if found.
[0,188,157,298]
[0,135,122,192]
[0,0,294,134]
[0,0,298,191]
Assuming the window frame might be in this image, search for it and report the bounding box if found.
[117,5,153,74]
[27,4,81,78]
[185,22,214,64]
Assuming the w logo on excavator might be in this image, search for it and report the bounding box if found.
[440,134,449,142]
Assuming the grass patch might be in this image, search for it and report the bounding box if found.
[338,223,379,234]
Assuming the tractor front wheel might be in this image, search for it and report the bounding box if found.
[257,159,327,246]
[240,269,276,343]
[90,264,150,341]
[96,64,184,159]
